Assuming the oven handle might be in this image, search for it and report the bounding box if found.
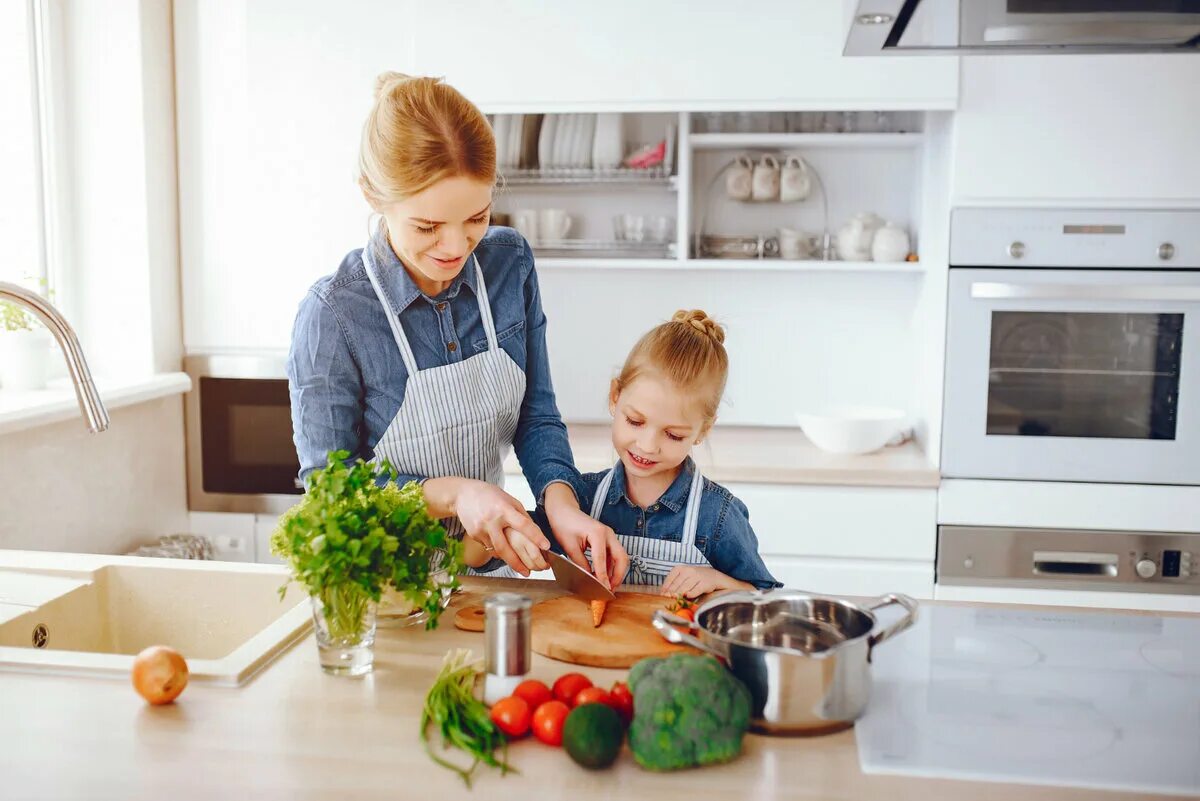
[971,282,1200,302]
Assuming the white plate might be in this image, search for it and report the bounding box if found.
[493,115,511,169]
[537,114,557,170]
[507,114,523,169]
[553,114,574,168]
[577,114,595,168]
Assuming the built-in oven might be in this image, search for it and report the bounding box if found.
[942,208,1200,485]
[184,354,302,514]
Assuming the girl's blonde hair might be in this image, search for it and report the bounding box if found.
[358,72,496,209]
[612,309,729,430]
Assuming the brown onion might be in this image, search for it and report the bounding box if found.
[131,645,189,705]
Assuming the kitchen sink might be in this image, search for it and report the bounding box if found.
[0,551,310,686]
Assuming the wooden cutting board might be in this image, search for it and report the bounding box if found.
[530,592,692,668]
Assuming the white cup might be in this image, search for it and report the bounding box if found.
[538,209,572,243]
[751,155,781,202]
[779,227,813,260]
[725,155,754,201]
[780,156,812,203]
[513,209,539,244]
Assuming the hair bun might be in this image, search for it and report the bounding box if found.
[671,309,726,345]
[373,71,416,101]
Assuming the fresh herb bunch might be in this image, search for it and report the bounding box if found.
[421,649,514,787]
[271,450,464,631]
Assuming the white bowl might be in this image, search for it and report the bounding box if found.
[794,406,907,455]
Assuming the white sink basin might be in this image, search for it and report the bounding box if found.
[0,552,310,686]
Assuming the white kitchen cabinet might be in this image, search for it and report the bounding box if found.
[254,514,285,565]
[727,483,936,561]
[410,1,957,112]
[952,55,1200,205]
[765,555,933,599]
[188,511,256,562]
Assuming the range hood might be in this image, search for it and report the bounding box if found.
[845,0,1200,55]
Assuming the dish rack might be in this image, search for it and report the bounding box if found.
[534,239,675,258]
[502,167,675,187]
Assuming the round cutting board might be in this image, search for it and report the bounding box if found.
[530,592,693,668]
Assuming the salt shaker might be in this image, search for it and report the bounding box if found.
[483,592,532,706]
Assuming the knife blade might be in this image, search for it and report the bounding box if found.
[544,550,616,602]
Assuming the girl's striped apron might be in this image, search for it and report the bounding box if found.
[589,462,711,586]
[361,241,526,548]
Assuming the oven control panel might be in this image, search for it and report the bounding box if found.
[950,207,1200,269]
[938,525,1200,594]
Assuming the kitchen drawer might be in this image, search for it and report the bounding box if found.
[765,555,934,599]
[726,483,936,561]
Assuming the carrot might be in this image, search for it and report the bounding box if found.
[590,599,608,628]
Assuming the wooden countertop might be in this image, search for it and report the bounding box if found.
[505,423,940,489]
[2,577,1168,801]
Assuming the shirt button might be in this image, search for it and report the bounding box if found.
[447,342,457,352]
[636,519,643,528]
[436,302,447,311]
[651,505,660,512]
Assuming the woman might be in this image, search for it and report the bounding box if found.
[287,73,628,587]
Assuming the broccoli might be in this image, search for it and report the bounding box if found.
[626,653,752,771]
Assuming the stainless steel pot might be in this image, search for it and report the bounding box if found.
[652,590,917,736]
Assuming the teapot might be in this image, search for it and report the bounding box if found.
[835,213,884,261]
[871,222,911,263]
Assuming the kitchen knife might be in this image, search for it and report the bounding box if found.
[544,550,616,602]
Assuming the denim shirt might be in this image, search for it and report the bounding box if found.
[286,225,583,502]
[523,458,781,591]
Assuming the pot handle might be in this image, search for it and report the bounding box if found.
[865,593,918,651]
[652,610,723,658]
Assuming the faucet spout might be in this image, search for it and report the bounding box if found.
[0,281,109,432]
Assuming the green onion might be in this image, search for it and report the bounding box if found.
[420,649,515,787]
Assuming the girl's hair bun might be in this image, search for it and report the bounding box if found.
[671,309,726,345]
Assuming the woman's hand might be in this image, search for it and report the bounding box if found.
[543,483,629,590]
[661,566,752,599]
[438,478,550,575]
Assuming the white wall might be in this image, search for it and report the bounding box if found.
[0,397,189,554]
[951,55,1200,206]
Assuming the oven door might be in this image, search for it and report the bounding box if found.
[943,269,1200,484]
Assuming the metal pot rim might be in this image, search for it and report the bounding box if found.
[689,589,918,658]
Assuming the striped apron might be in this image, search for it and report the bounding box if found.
[589,462,712,587]
[361,242,526,547]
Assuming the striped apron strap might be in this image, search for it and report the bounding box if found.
[470,254,500,351]
[362,243,419,375]
[589,468,615,519]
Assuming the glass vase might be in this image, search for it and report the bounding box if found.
[311,585,377,676]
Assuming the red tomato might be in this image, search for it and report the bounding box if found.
[552,672,593,705]
[489,696,531,738]
[675,607,696,622]
[513,679,553,711]
[573,686,610,708]
[608,681,634,725]
[532,699,570,746]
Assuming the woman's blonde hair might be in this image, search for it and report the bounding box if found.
[611,309,729,430]
[358,72,496,209]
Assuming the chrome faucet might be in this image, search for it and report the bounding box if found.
[0,281,109,432]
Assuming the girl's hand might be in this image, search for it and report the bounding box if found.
[452,479,550,576]
[661,566,752,599]
[543,486,629,590]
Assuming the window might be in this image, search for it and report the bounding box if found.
[0,1,49,293]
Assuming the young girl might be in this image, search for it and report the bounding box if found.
[467,309,780,597]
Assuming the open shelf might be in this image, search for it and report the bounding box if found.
[689,132,924,150]
[535,257,924,273]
